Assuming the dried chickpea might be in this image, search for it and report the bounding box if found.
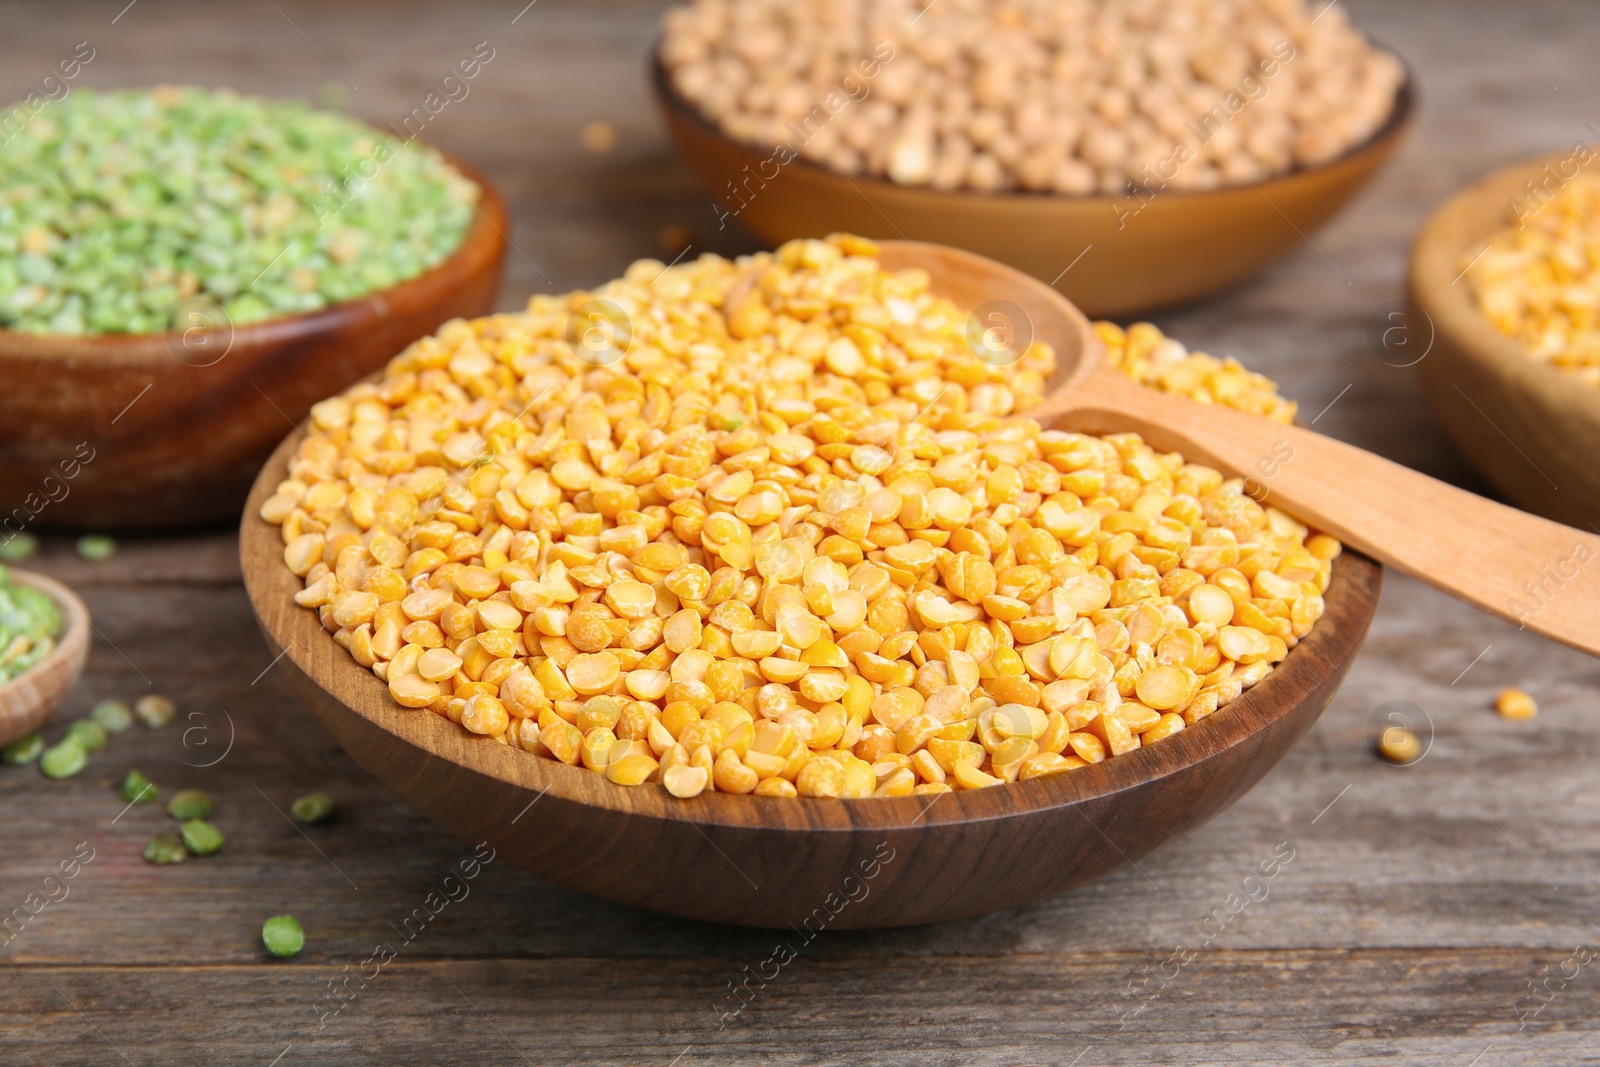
[661,0,1401,194]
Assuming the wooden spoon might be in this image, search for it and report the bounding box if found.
[867,241,1600,657]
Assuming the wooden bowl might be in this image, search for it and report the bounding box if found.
[0,570,90,747]
[653,56,1412,318]
[1410,151,1600,530]
[240,237,1383,926]
[0,155,508,532]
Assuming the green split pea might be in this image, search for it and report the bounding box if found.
[179,819,224,856]
[262,915,305,958]
[39,738,86,779]
[0,87,477,336]
[166,789,212,821]
[0,565,62,682]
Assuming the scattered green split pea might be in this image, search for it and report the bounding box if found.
[39,737,87,779]
[262,915,305,958]
[167,789,212,821]
[180,819,224,856]
[143,834,187,865]
[133,694,176,728]
[74,534,116,561]
[121,769,156,804]
[1,731,43,765]
[0,533,38,562]
[64,719,107,752]
[90,699,134,734]
[291,792,336,824]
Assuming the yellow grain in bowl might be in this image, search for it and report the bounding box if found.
[261,234,1336,799]
[1464,172,1600,387]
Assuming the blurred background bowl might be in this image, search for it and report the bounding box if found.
[654,56,1412,319]
[0,154,507,533]
[0,570,89,747]
[1410,150,1600,530]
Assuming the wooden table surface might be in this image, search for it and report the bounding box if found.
[4,2,1599,1063]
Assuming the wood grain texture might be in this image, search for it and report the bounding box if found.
[3,950,1597,1066]
[0,157,508,531]
[1411,150,1600,530]
[657,57,1413,318]
[2,1,1599,1063]
[0,570,89,746]
[2,553,1596,1065]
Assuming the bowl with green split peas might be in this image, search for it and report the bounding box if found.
[0,567,90,747]
[0,87,509,531]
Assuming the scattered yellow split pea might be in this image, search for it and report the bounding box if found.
[1494,687,1537,720]
[581,120,618,154]
[1378,726,1421,765]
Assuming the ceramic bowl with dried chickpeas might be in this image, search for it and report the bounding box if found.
[655,0,1411,317]
[1411,150,1600,530]
[242,235,1380,927]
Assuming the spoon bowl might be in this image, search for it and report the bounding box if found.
[242,241,1385,929]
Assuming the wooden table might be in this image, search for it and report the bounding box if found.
[3,2,1598,1063]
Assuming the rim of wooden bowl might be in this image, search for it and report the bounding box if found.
[1410,149,1600,420]
[649,49,1415,208]
[242,426,1379,836]
[0,569,92,745]
[0,150,507,365]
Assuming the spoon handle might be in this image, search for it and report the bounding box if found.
[1037,369,1600,657]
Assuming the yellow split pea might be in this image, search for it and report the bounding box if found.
[1467,173,1600,386]
[264,234,1337,800]
[1378,726,1421,764]
[1495,687,1537,721]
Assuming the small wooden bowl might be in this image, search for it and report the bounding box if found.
[1410,151,1600,529]
[0,155,508,532]
[243,419,1379,927]
[653,57,1412,318]
[0,571,90,748]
